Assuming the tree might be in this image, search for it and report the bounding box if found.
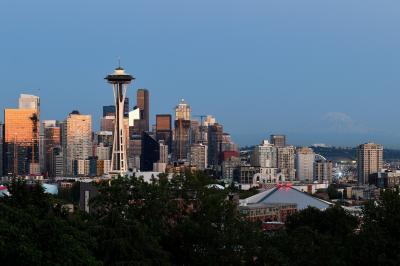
[0,179,100,266]
[327,184,340,199]
[349,189,400,265]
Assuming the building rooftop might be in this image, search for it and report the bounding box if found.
[241,185,332,211]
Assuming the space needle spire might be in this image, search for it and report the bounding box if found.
[105,65,134,177]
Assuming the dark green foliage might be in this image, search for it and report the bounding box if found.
[348,189,400,266]
[327,184,341,199]
[0,179,100,266]
[3,176,400,265]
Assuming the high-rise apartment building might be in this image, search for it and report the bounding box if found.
[251,140,277,168]
[62,111,92,176]
[137,89,149,132]
[296,147,315,182]
[357,143,383,185]
[277,146,296,180]
[314,160,333,183]
[190,143,208,171]
[270,135,286,148]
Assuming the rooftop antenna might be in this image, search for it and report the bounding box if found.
[118,57,121,68]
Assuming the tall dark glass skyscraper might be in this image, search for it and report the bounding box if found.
[103,105,115,117]
[124,98,129,118]
[140,132,159,171]
[208,123,223,168]
[103,98,129,118]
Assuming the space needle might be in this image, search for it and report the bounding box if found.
[105,65,134,177]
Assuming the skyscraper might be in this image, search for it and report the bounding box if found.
[105,66,134,176]
[43,120,61,177]
[62,111,92,176]
[175,99,191,120]
[128,136,142,171]
[357,143,383,185]
[49,146,64,177]
[103,105,116,117]
[137,89,149,132]
[296,147,315,182]
[156,114,172,152]
[174,119,191,161]
[124,98,130,118]
[140,132,159,171]
[190,120,201,144]
[270,135,286,148]
[100,116,115,132]
[174,100,192,162]
[4,107,39,176]
[207,123,223,168]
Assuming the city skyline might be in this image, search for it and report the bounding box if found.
[1,0,400,148]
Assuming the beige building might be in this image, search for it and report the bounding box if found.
[96,144,111,160]
[63,111,92,176]
[296,147,315,182]
[357,143,383,185]
[251,140,277,168]
[277,146,296,180]
[189,143,208,170]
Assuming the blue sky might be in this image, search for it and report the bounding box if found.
[1,0,399,147]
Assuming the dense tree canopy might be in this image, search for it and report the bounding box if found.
[0,179,100,266]
[1,175,400,265]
